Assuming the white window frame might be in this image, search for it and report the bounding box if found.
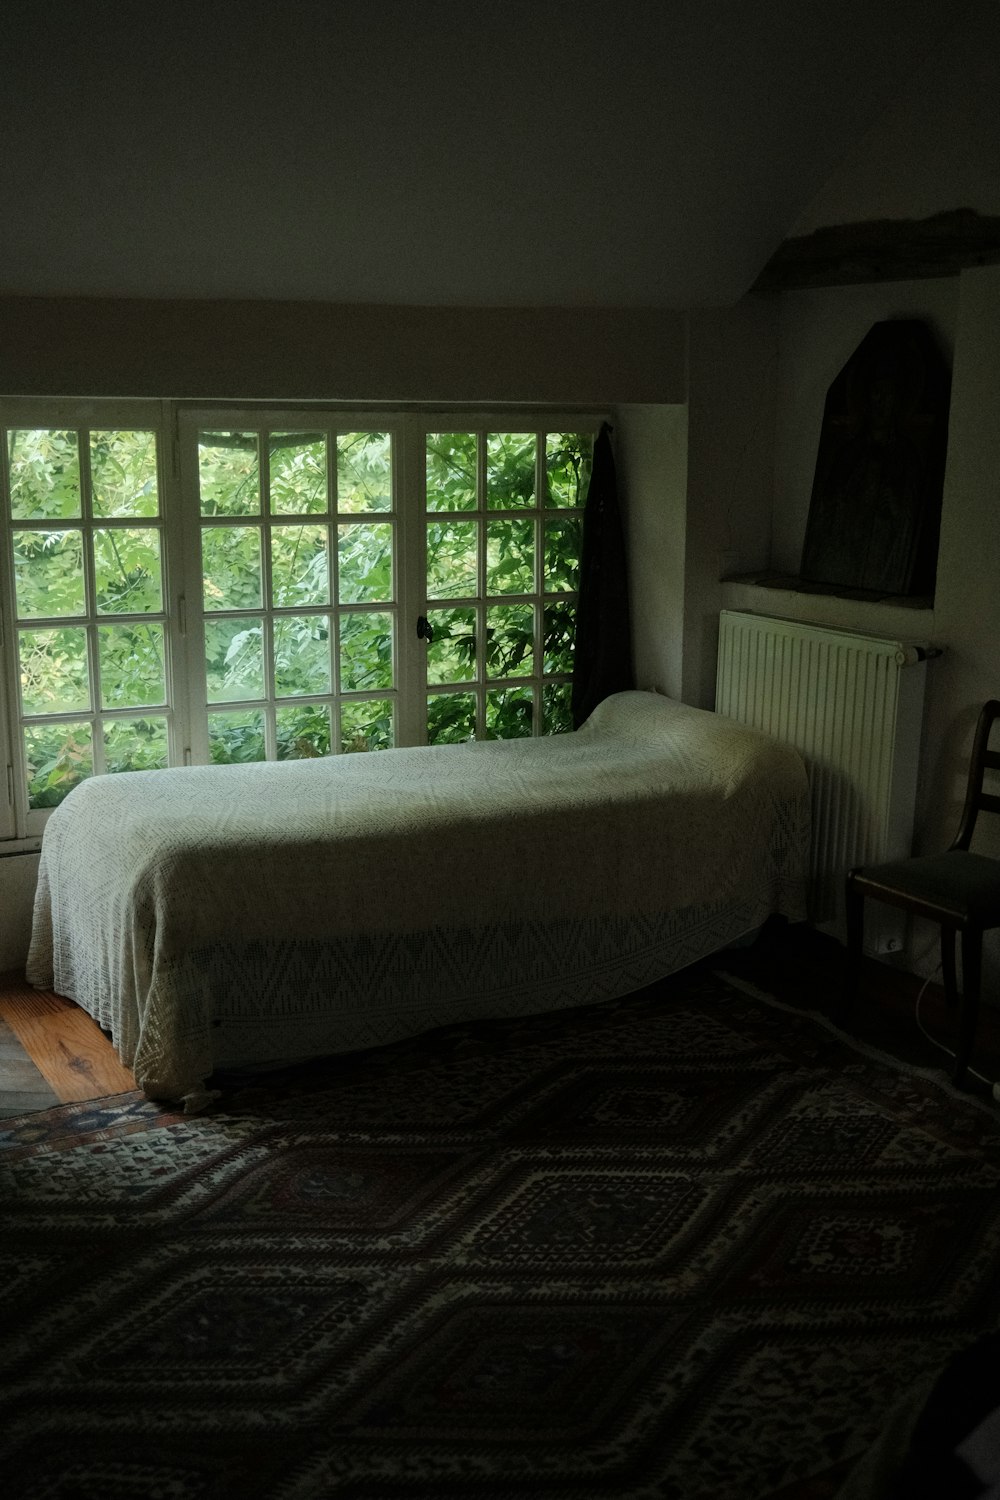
[175,407,419,764]
[0,398,183,842]
[415,413,597,743]
[0,399,605,844]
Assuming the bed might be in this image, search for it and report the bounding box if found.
[27,691,809,1110]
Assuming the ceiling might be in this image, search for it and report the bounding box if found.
[0,0,968,308]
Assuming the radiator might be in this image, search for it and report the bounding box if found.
[716,610,930,928]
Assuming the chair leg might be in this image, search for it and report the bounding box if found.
[941,927,958,1012]
[843,876,864,1024]
[954,928,982,1089]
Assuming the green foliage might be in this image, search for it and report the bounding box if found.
[24,721,93,806]
[426,433,477,511]
[13,529,86,617]
[104,717,169,773]
[427,692,477,746]
[338,432,391,513]
[340,699,393,753]
[8,429,81,520]
[209,709,265,763]
[90,430,158,518]
[486,686,533,739]
[486,433,534,509]
[9,425,591,808]
[277,704,331,760]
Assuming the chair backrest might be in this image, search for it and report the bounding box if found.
[951,699,1000,851]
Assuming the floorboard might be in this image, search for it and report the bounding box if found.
[0,972,135,1107]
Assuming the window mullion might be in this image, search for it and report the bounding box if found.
[0,428,18,839]
[479,432,491,741]
[79,431,107,776]
[395,415,426,748]
[175,413,211,766]
[259,428,276,760]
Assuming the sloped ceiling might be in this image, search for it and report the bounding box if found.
[0,0,969,308]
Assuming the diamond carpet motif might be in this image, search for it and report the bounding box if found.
[3,968,1000,1499]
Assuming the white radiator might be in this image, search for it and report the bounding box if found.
[716,610,931,929]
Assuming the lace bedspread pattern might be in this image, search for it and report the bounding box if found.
[27,693,809,1108]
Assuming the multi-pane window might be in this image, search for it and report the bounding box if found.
[0,405,601,838]
[3,424,169,830]
[193,426,397,763]
[423,430,591,742]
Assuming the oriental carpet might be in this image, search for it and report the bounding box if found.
[3,968,1000,1499]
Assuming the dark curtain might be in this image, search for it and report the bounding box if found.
[571,422,634,728]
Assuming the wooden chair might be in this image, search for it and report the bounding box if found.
[845,699,1000,1086]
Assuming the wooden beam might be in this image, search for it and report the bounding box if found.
[752,208,1000,293]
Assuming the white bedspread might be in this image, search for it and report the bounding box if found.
[27,692,809,1108]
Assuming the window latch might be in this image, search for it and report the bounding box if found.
[416,615,434,644]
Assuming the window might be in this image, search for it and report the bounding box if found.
[0,403,600,840]
[423,430,590,743]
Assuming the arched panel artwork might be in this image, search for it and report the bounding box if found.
[800,320,951,598]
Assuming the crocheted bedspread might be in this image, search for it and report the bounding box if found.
[27,692,809,1109]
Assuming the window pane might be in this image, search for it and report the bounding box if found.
[337,432,392,513]
[486,519,534,595]
[104,716,169,773]
[486,432,535,509]
[98,624,166,710]
[486,685,534,739]
[339,611,393,692]
[425,607,477,686]
[13,530,85,619]
[545,432,592,509]
[544,516,582,592]
[337,523,393,604]
[340,698,394,753]
[426,432,477,511]
[426,519,477,599]
[268,431,328,515]
[543,681,574,735]
[19,626,90,715]
[277,703,332,760]
[24,722,92,809]
[543,601,576,675]
[427,692,476,745]
[273,614,331,697]
[208,709,266,763]
[271,524,329,608]
[202,526,262,611]
[94,528,162,614]
[198,432,260,516]
[205,617,265,702]
[7,429,81,520]
[486,604,533,679]
[90,431,159,518]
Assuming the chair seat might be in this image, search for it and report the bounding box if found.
[851,850,1000,927]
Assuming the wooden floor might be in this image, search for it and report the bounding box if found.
[0,972,135,1117]
[2,921,1000,1117]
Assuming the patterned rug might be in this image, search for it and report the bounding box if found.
[3,968,1000,1500]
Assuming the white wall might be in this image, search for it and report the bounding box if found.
[761,0,1000,987]
[616,404,688,700]
[683,300,778,708]
[0,853,40,973]
[772,278,959,577]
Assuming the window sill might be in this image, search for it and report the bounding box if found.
[719,572,936,643]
